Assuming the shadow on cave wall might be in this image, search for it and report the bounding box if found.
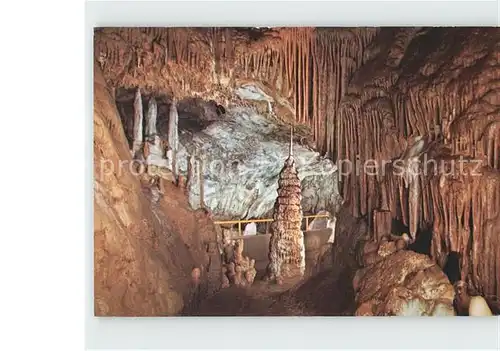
[391,218,431,256]
[391,218,461,284]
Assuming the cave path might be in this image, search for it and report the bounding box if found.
[182,270,356,316]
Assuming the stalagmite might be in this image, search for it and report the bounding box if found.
[454,281,493,316]
[468,296,494,316]
[199,156,205,209]
[132,88,144,158]
[145,97,158,140]
[327,216,337,244]
[187,153,196,190]
[187,155,201,210]
[408,176,420,241]
[167,98,179,179]
[266,127,305,283]
[221,238,257,288]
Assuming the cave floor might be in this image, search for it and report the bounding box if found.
[185,280,298,316]
[183,270,356,316]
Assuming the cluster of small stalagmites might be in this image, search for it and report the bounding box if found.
[266,156,305,284]
[353,236,455,316]
[220,231,257,288]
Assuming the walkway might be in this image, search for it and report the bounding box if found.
[213,213,330,236]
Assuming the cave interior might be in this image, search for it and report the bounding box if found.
[93,27,500,317]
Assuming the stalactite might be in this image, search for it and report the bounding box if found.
[145,97,157,139]
[286,37,292,110]
[132,88,143,157]
[167,98,179,179]
[330,43,339,156]
[225,27,233,73]
[311,40,317,141]
[304,35,309,125]
[187,153,196,192]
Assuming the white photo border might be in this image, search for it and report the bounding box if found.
[85,1,500,349]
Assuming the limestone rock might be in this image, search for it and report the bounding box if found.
[175,108,343,219]
[377,241,397,257]
[355,301,375,316]
[453,281,494,316]
[354,250,455,316]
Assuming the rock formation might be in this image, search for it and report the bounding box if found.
[116,92,343,219]
[145,97,158,140]
[353,248,455,316]
[167,98,179,180]
[93,65,219,316]
[132,87,143,159]
[94,27,378,150]
[326,216,337,244]
[174,108,342,219]
[331,28,500,302]
[266,128,305,283]
[453,280,495,316]
[220,232,257,288]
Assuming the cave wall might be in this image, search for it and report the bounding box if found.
[94,64,219,316]
[333,28,500,300]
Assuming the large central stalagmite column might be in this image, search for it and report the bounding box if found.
[266,127,305,283]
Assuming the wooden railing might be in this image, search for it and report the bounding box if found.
[213,214,330,236]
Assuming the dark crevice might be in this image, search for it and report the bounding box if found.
[443,251,461,284]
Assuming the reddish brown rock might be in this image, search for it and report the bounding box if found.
[355,301,375,316]
[354,250,455,316]
[177,174,187,190]
[377,241,397,258]
[94,66,220,316]
[221,267,230,289]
